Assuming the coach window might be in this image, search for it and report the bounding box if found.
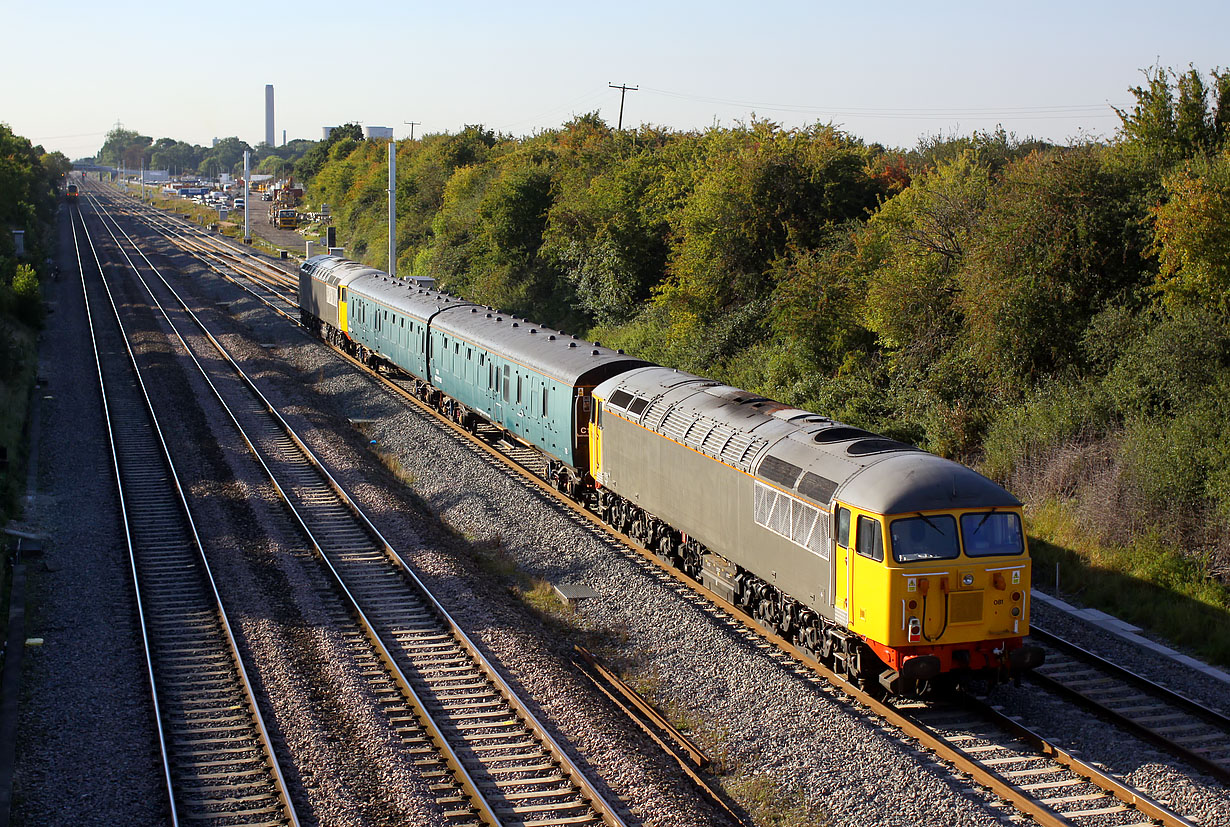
[542,386,549,417]
[856,515,884,562]
[516,375,523,404]
[836,507,851,548]
[502,365,511,403]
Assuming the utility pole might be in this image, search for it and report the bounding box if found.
[388,140,396,278]
[243,150,251,244]
[403,121,420,141]
[608,83,638,130]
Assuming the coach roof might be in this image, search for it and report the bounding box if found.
[432,306,648,386]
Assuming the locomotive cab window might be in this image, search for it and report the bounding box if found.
[890,515,959,563]
[855,516,883,562]
[836,507,851,548]
[961,511,1024,557]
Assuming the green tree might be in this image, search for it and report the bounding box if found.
[958,146,1153,389]
[1152,151,1230,313]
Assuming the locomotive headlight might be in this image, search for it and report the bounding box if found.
[1011,607,1021,617]
[962,574,974,586]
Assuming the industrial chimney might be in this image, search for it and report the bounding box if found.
[265,84,275,147]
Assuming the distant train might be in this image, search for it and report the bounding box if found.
[299,254,1043,695]
[66,184,79,204]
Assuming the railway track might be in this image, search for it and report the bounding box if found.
[99,182,1215,826]
[1028,624,1230,785]
[71,199,298,826]
[85,185,630,827]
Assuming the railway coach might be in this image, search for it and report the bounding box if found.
[590,366,1043,695]
[299,254,646,494]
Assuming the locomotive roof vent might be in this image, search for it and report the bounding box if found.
[530,329,537,334]
[512,322,519,327]
[549,335,556,340]
[592,349,600,355]
[846,438,918,456]
[814,426,874,444]
[569,342,577,348]
[486,313,492,318]
[471,308,477,313]
[496,316,502,321]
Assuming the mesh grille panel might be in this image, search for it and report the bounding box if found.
[755,482,825,555]
[768,491,792,537]
[791,500,818,547]
[809,509,831,559]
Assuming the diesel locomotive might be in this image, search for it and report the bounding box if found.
[299,254,1044,695]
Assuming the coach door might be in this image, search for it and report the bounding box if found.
[833,506,852,626]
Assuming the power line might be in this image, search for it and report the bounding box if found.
[638,85,1118,120]
[403,121,420,140]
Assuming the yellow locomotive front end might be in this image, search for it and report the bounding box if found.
[839,503,1044,693]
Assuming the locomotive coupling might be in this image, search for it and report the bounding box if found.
[878,655,941,693]
[1009,644,1046,671]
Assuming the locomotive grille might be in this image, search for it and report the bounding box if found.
[755,481,825,556]
[809,510,831,559]
[948,590,984,624]
[660,409,691,443]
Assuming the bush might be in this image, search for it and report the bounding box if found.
[980,378,1116,484]
[11,264,41,326]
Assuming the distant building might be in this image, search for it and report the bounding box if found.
[364,126,393,140]
[322,126,334,140]
[265,84,275,147]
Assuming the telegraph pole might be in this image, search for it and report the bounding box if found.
[608,83,638,130]
[403,121,420,141]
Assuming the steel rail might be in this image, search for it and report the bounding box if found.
[102,194,300,305]
[1028,624,1230,784]
[90,189,629,827]
[72,201,298,827]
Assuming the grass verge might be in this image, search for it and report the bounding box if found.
[1027,498,1230,668]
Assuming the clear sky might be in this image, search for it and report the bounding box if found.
[5,0,1227,160]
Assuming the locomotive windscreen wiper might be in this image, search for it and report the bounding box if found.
[972,507,998,534]
[915,512,944,534]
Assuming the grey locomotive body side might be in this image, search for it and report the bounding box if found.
[597,403,836,616]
